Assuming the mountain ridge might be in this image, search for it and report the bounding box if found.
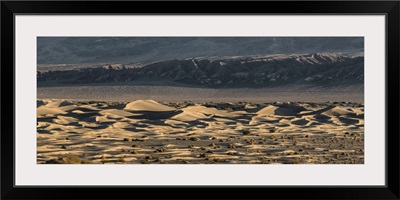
[38,52,364,89]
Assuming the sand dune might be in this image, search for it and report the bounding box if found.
[45,100,75,108]
[37,99,364,164]
[171,105,234,122]
[37,106,67,115]
[321,106,358,117]
[124,100,176,112]
[256,104,306,116]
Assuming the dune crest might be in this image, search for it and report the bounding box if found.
[45,100,74,108]
[323,106,355,116]
[124,100,176,112]
[256,104,305,116]
[37,106,67,115]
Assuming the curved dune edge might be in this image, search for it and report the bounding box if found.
[37,99,364,164]
[171,105,234,122]
[124,100,176,112]
[37,106,67,115]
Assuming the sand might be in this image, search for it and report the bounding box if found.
[37,99,364,164]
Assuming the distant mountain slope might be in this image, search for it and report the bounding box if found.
[37,52,364,89]
[37,37,364,65]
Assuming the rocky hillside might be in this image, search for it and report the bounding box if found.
[37,52,364,88]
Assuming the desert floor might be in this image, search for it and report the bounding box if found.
[37,84,364,103]
[37,99,364,164]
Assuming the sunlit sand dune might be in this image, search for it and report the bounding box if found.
[37,99,364,164]
[124,100,176,112]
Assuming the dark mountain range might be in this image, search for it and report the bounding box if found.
[37,37,363,65]
[37,52,364,88]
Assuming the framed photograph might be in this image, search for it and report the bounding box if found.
[1,1,399,199]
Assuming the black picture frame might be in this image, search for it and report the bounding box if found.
[1,1,399,199]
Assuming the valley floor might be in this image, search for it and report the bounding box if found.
[37,84,364,103]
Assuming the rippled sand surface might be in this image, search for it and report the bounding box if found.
[37,99,364,164]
